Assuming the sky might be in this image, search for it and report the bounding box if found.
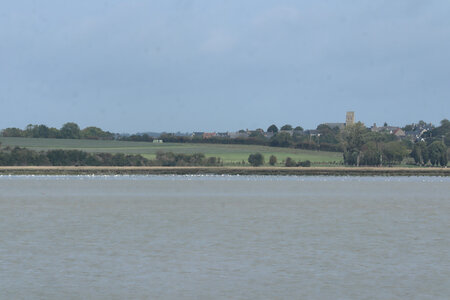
[1,0,449,133]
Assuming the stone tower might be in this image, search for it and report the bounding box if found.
[346,111,355,127]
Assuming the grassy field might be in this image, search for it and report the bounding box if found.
[0,137,343,166]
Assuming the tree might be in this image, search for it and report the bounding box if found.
[81,126,114,140]
[428,141,447,166]
[411,143,422,165]
[441,150,448,167]
[297,160,311,167]
[248,153,264,167]
[411,141,428,165]
[270,132,292,147]
[269,155,277,166]
[317,124,339,144]
[342,122,367,166]
[60,122,81,139]
[285,157,296,167]
[360,141,381,166]
[249,130,264,138]
[403,124,414,131]
[430,119,450,146]
[419,141,429,165]
[294,126,303,131]
[1,127,24,137]
[267,124,278,133]
[382,141,408,166]
[280,124,293,131]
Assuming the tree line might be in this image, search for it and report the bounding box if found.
[411,141,448,166]
[1,123,115,140]
[0,147,222,167]
[342,121,448,167]
[247,153,311,167]
[2,119,449,167]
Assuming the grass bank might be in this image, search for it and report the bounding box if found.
[0,166,448,176]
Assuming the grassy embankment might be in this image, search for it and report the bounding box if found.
[0,166,449,176]
[0,137,343,166]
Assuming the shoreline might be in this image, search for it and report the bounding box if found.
[0,166,449,176]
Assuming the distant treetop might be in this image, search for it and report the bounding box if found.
[280,124,293,131]
[267,124,278,133]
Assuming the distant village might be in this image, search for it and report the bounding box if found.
[145,112,434,143]
[0,113,447,167]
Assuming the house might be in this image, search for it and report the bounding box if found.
[216,132,229,138]
[405,129,428,142]
[192,132,204,138]
[203,132,216,139]
[229,131,249,139]
[371,125,402,134]
[153,139,163,143]
[393,128,406,138]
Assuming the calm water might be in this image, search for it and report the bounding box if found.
[0,175,449,299]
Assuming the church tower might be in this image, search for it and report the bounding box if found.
[346,111,355,127]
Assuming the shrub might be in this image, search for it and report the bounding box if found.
[285,157,296,167]
[248,153,264,167]
[297,160,311,167]
[269,155,277,166]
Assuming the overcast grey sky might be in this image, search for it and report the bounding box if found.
[1,0,449,133]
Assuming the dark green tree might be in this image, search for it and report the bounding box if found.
[429,119,450,146]
[285,157,296,167]
[342,122,367,166]
[382,141,408,166]
[428,141,447,166]
[270,132,292,147]
[297,160,311,167]
[249,130,265,138]
[411,141,429,165]
[316,124,339,144]
[81,126,114,140]
[411,143,422,165]
[267,124,278,133]
[403,124,414,131]
[360,141,381,166]
[1,127,24,137]
[269,155,277,166]
[280,124,293,131]
[60,122,81,139]
[248,153,264,167]
[36,125,50,138]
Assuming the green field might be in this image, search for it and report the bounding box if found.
[0,137,343,166]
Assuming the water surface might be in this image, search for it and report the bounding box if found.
[1,176,449,299]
